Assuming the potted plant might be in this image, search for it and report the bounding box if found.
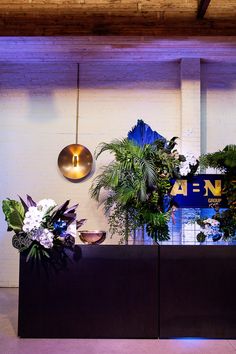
[90,120,185,243]
[196,144,236,242]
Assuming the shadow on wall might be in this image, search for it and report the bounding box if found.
[201,61,236,90]
[26,91,59,123]
[0,62,182,89]
[1,62,236,91]
[79,62,181,89]
[0,63,78,122]
[0,61,182,123]
[0,63,76,89]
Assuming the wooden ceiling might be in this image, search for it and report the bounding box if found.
[0,0,235,36]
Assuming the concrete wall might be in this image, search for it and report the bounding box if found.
[0,54,235,286]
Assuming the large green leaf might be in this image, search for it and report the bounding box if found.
[2,199,25,233]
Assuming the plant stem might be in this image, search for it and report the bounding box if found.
[142,225,145,241]
[125,210,129,245]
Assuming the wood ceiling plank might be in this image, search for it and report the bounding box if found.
[0,0,235,35]
[197,0,211,19]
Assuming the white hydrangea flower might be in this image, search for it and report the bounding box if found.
[200,218,221,238]
[38,229,54,249]
[185,153,198,166]
[30,227,54,249]
[179,161,191,176]
[179,152,198,176]
[23,206,44,232]
[30,227,43,241]
[202,227,219,237]
[211,219,220,227]
[203,218,220,227]
[37,199,57,213]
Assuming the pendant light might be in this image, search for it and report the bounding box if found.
[58,64,93,181]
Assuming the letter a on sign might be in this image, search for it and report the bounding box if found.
[171,180,187,196]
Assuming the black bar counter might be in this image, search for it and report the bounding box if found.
[18,242,236,338]
[18,244,159,338]
[159,245,236,339]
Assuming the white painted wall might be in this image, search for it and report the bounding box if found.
[201,62,236,153]
[0,56,236,287]
[0,61,181,286]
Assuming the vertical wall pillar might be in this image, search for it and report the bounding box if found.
[180,58,201,158]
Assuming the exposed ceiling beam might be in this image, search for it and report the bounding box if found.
[197,0,211,19]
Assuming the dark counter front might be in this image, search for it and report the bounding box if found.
[18,244,159,338]
[159,245,236,339]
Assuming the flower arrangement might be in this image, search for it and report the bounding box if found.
[196,144,236,243]
[196,217,222,243]
[178,153,199,177]
[196,207,236,243]
[2,195,85,261]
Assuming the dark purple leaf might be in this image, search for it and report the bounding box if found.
[76,219,86,229]
[26,195,37,207]
[64,234,75,248]
[51,200,70,222]
[64,204,79,214]
[18,195,28,212]
[61,213,77,225]
[62,212,77,220]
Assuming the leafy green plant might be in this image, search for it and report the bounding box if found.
[2,199,25,232]
[200,145,236,211]
[90,137,180,243]
[199,144,236,241]
[200,145,236,173]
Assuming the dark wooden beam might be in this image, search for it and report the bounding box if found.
[197,0,211,19]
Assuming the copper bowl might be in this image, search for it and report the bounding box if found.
[78,230,106,244]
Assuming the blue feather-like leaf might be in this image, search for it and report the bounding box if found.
[128,119,166,146]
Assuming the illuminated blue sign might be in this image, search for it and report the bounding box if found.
[170,174,228,208]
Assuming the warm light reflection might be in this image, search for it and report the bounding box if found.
[73,154,79,167]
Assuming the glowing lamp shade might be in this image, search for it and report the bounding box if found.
[58,143,93,180]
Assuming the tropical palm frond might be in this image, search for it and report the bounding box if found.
[95,138,137,160]
[200,144,236,172]
[116,186,136,205]
[90,133,181,242]
[223,144,236,152]
[141,159,156,187]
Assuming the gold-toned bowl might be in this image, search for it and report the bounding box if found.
[78,230,106,244]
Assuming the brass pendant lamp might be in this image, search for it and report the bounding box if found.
[58,64,93,181]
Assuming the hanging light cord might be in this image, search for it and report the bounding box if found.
[75,63,80,145]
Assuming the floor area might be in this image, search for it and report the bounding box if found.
[1,288,236,354]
